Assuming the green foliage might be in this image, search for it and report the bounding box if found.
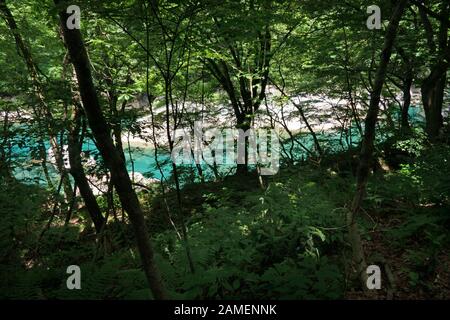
[1,0,449,301]
[152,168,346,299]
[393,128,428,157]
[0,182,46,266]
[0,181,47,299]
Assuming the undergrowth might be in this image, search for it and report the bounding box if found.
[1,141,449,299]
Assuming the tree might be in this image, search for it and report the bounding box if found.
[199,0,279,174]
[349,0,408,287]
[0,0,73,198]
[53,0,167,299]
[67,105,105,233]
[417,1,450,139]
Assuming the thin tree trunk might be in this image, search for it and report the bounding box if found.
[270,80,323,157]
[420,2,450,139]
[38,139,54,189]
[68,107,105,233]
[396,46,414,131]
[0,110,12,180]
[62,49,105,232]
[163,80,196,275]
[422,70,447,138]
[402,75,413,130]
[54,0,167,299]
[349,0,408,288]
[236,120,250,175]
[0,0,73,199]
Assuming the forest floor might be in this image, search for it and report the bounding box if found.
[1,137,449,300]
[346,208,450,300]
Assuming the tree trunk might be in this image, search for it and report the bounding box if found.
[349,0,407,288]
[68,108,105,233]
[0,0,73,199]
[39,139,54,189]
[420,2,450,140]
[0,110,12,180]
[422,69,446,138]
[236,118,250,175]
[395,46,414,131]
[204,25,271,177]
[401,75,412,131]
[54,0,167,300]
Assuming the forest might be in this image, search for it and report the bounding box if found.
[0,0,449,301]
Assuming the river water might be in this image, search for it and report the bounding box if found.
[10,105,426,187]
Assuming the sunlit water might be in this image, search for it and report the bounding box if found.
[10,105,426,187]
